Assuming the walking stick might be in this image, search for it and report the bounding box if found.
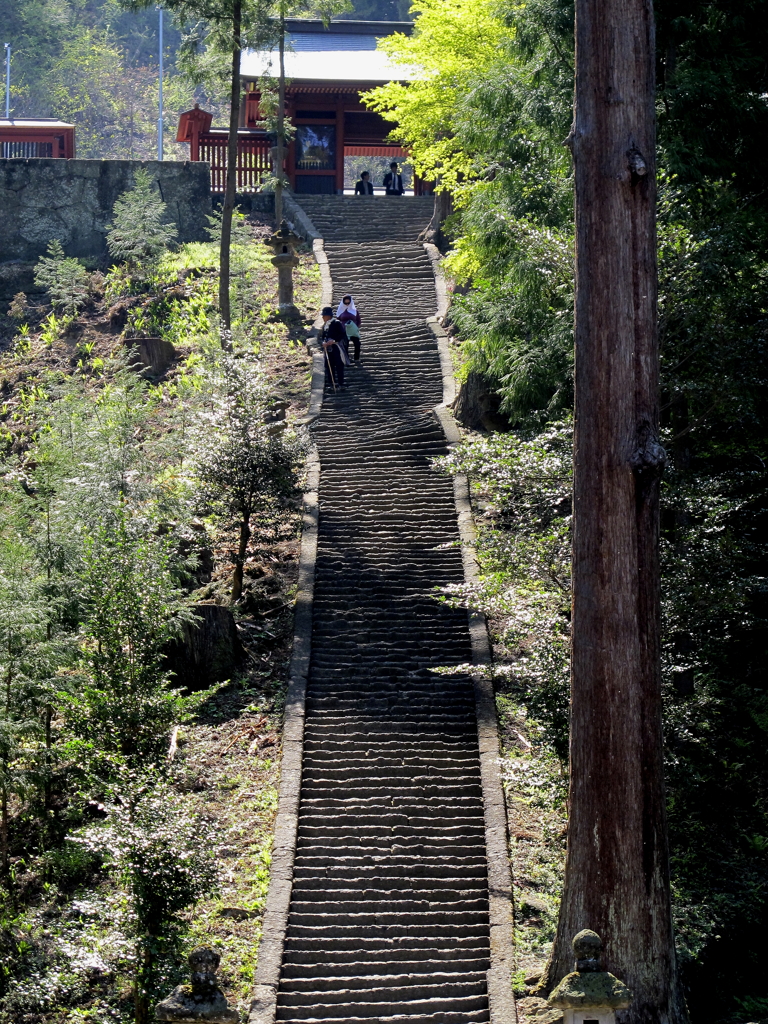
[323,343,337,392]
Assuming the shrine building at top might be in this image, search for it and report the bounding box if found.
[178,19,422,195]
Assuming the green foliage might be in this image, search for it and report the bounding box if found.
[33,370,164,521]
[11,325,31,359]
[0,532,77,868]
[194,357,301,524]
[63,510,192,766]
[75,775,218,936]
[6,0,223,159]
[364,0,509,192]
[192,356,302,598]
[0,193,314,1022]
[2,369,197,777]
[656,0,768,194]
[6,294,29,323]
[449,218,574,425]
[34,240,90,316]
[74,773,218,1019]
[106,169,178,273]
[435,424,572,757]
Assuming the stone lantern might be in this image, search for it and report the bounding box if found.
[155,947,238,1023]
[264,219,302,318]
[547,930,632,1024]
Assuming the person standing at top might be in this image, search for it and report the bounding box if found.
[383,162,404,195]
[320,305,348,389]
[354,171,374,195]
[337,294,362,362]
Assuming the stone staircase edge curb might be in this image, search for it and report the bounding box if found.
[284,191,322,242]
[313,238,333,314]
[423,242,449,321]
[249,283,328,1021]
[249,448,318,1024]
[426,275,518,1024]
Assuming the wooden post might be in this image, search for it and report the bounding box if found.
[543,0,688,1021]
[286,97,296,192]
[335,96,345,194]
[218,0,242,337]
[275,8,287,224]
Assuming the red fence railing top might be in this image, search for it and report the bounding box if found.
[198,130,272,193]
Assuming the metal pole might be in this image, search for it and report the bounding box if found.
[4,44,10,120]
[157,9,164,160]
[323,345,337,392]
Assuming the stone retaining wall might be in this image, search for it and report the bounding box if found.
[0,158,212,263]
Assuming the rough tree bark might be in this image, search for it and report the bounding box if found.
[542,0,687,1022]
[418,187,453,249]
[219,0,243,340]
[1,790,7,875]
[231,514,251,603]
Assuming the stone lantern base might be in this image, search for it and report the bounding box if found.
[562,1006,619,1024]
[272,252,301,318]
[155,948,238,1024]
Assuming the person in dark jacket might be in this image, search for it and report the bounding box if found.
[383,162,404,195]
[320,305,347,388]
[354,171,374,195]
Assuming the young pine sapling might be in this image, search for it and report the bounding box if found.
[106,168,177,277]
[33,240,90,317]
[193,358,301,603]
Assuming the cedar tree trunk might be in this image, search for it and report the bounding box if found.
[1,789,7,875]
[543,0,687,1022]
[44,702,52,812]
[219,0,243,340]
[231,514,251,603]
[134,940,151,1024]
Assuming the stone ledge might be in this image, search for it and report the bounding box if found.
[249,984,277,1024]
[284,192,322,243]
[1,158,211,262]
[423,242,450,320]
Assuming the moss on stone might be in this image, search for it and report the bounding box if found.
[548,971,632,1010]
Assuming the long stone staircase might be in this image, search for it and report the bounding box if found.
[290,194,434,243]
[272,198,498,1024]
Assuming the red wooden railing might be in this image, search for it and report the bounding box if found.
[198,129,273,193]
[0,121,75,159]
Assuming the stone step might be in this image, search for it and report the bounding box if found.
[295,827,485,842]
[276,1012,490,1024]
[289,901,489,917]
[290,883,488,899]
[280,970,489,993]
[282,935,491,953]
[275,997,489,1021]
[274,228,493,1023]
[280,954,490,977]
[278,983,486,1006]
[287,922,489,940]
